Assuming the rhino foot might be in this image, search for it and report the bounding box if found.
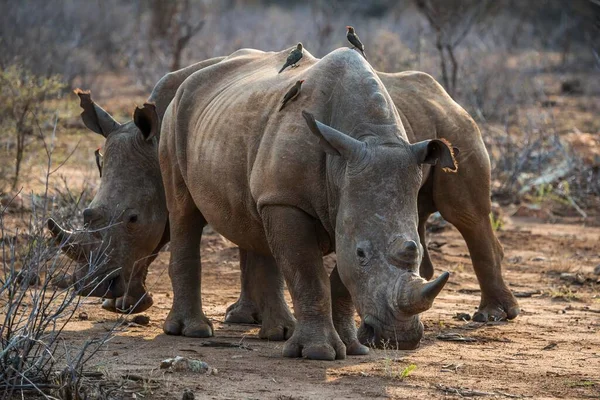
[473,291,520,322]
[225,299,261,324]
[102,294,154,314]
[345,340,370,355]
[282,321,346,361]
[258,310,295,341]
[333,315,369,356]
[163,311,213,337]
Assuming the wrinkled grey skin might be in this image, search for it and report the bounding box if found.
[51,47,520,356]
[157,47,456,360]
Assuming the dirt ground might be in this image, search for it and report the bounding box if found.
[54,213,600,400]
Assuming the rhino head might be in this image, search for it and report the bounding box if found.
[302,111,456,349]
[48,90,167,313]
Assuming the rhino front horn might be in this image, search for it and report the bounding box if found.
[47,218,89,261]
[421,271,450,303]
[48,218,73,242]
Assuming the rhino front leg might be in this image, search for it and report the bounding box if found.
[262,206,345,360]
[163,203,213,337]
[330,265,369,356]
[226,248,296,341]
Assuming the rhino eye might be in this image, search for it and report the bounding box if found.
[356,248,366,258]
[128,215,138,223]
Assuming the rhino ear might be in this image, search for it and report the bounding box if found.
[133,102,159,141]
[301,110,366,162]
[411,138,458,172]
[74,88,120,137]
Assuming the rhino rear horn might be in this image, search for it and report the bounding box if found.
[74,89,121,137]
[301,110,366,162]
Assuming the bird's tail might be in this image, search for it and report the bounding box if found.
[278,102,285,112]
[360,49,367,60]
[278,63,289,74]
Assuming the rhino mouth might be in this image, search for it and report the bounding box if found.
[54,270,121,298]
[358,314,422,350]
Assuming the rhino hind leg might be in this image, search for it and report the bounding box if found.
[226,248,295,341]
[432,153,520,322]
[262,205,346,361]
[225,291,261,324]
[330,265,369,355]
[225,248,262,324]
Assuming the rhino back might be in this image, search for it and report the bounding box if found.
[379,71,481,148]
[161,48,405,251]
[149,56,227,118]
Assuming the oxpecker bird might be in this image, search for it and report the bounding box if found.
[278,43,304,73]
[346,26,367,60]
[279,80,305,111]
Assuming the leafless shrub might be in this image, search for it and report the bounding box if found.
[413,0,498,97]
[0,118,130,400]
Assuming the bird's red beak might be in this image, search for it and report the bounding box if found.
[300,80,305,83]
[346,26,351,29]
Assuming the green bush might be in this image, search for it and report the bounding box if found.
[0,65,65,190]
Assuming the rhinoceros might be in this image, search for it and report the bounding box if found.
[49,47,519,359]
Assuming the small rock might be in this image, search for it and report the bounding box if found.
[78,312,89,321]
[112,351,119,356]
[453,312,471,321]
[132,315,150,326]
[182,390,194,400]
[560,272,586,285]
[161,356,212,373]
[531,256,546,262]
[507,256,522,264]
[593,265,600,276]
[160,358,174,369]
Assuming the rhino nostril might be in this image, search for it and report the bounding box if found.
[83,208,102,226]
[402,240,418,252]
[83,208,93,224]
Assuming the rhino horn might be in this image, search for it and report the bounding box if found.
[421,271,450,303]
[403,271,449,314]
[48,218,74,243]
[47,218,98,262]
[302,110,366,162]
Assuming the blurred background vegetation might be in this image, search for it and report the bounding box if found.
[0,0,599,216]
